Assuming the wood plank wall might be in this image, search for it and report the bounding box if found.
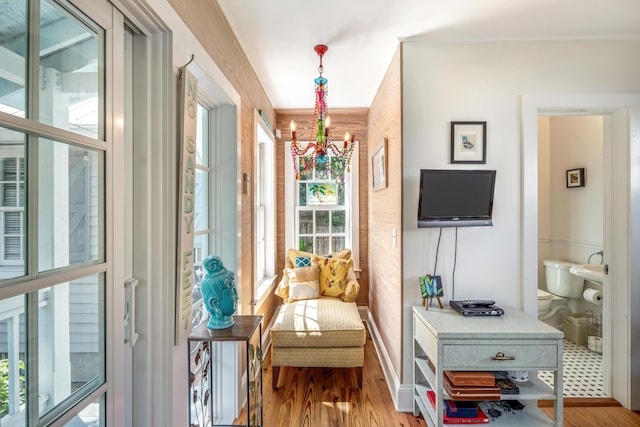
[166,0,279,325]
[366,46,403,377]
[275,109,370,306]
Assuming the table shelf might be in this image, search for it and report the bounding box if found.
[413,306,563,427]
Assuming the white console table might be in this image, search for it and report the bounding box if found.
[413,305,563,427]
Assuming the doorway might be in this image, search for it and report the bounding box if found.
[537,115,605,397]
[522,94,640,408]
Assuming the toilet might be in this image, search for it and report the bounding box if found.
[538,259,584,329]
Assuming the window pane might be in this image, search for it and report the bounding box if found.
[331,157,346,181]
[332,210,345,233]
[298,236,313,253]
[38,273,105,416]
[194,169,208,232]
[298,183,307,206]
[315,210,329,234]
[196,104,209,167]
[337,182,345,206]
[39,0,103,138]
[316,237,329,256]
[298,157,312,181]
[0,295,27,425]
[315,158,329,180]
[298,211,312,235]
[193,234,209,268]
[0,0,26,116]
[0,127,26,279]
[332,237,345,253]
[192,233,208,327]
[38,138,104,271]
[63,394,104,427]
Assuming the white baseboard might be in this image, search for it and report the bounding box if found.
[359,307,414,412]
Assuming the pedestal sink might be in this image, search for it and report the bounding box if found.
[569,264,604,284]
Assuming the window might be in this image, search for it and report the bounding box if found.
[192,101,211,328]
[254,115,275,303]
[0,0,111,425]
[285,140,359,266]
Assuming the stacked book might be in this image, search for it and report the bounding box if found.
[426,390,489,424]
[444,371,501,400]
[493,372,520,395]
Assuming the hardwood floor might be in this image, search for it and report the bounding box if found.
[247,329,427,427]
[541,406,640,426]
[240,323,640,426]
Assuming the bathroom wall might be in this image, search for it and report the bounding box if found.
[538,115,604,315]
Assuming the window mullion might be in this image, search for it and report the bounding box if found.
[26,134,39,280]
[27,0,40,121]
[26,0,40,277]
[25,290,39,425]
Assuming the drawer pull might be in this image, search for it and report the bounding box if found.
[491,352,515,361]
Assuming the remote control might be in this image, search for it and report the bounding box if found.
[461,299,495,307]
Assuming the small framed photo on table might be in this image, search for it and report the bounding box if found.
[451,121,487,164]
[566,168,585,188]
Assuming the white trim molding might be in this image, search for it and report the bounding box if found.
[359,307,413,412]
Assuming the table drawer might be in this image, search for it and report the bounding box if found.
[414,317,437,357]
[443,343,559,369]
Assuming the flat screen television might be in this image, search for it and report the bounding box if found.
[417,169,496,228]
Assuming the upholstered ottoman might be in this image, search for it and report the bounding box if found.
[270,297,366,389]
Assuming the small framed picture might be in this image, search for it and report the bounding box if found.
[419,275,444,309]
[419,275,443,298]
[450,121,487,164]
[566,168,585,188]
[372,138,387,191]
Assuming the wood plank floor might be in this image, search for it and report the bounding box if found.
[243,328,427,427]
[239,323,640,426]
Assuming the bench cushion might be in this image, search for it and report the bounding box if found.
[271,298,365,348]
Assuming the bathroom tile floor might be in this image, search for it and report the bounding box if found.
[538,339,605,397]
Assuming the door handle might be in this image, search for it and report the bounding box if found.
[125,278,140,347]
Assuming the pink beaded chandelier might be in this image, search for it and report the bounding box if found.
[289,44,355,183]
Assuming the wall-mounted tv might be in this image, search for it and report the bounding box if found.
[418,169,496,228]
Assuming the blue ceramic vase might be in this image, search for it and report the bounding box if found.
[200,255,238,329]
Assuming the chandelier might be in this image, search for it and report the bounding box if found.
[289,44,355,183]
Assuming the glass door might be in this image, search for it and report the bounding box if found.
[0,0,126,425]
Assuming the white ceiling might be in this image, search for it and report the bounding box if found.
[217,0,640,109]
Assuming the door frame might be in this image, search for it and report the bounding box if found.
[522,94,640,408]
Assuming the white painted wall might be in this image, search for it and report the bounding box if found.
[538,116,604,315]
[549,116,603,251]
[400,39,640,394]
[538,117,551,244]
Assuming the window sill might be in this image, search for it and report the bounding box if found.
[253,276,277,309]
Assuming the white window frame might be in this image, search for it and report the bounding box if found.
[284,140,359,270]
[254,112,276,305]
[191,99,213,328]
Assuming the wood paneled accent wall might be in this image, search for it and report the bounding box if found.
[167,0,279,325]
[275,109,370,306]
[367,46,403,378]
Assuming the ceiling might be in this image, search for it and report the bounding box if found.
[217,0,640,109]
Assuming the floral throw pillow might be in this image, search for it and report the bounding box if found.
[318,257,353,299]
